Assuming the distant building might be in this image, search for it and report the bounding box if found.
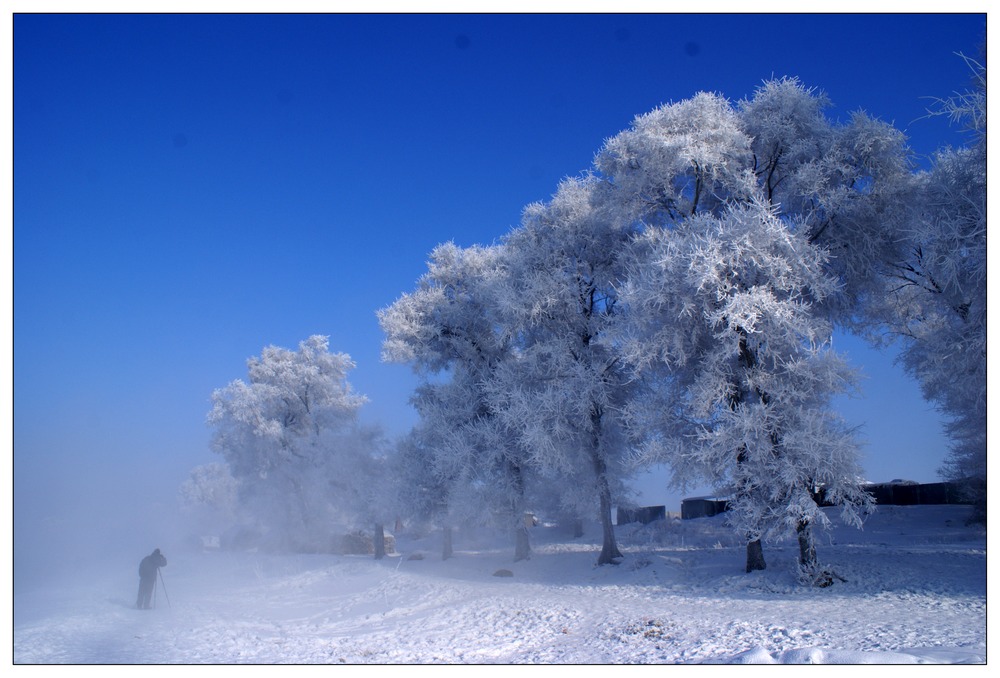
[680,497,730,520]
[616,505,667,525]
[681,481,972,519]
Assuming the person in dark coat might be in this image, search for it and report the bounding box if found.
[136,548,167,609]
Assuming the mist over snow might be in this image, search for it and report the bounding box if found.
[13,504,985,665]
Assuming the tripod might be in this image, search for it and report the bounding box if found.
[155,568,171,609]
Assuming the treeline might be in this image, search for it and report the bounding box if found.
[182,65,986,585]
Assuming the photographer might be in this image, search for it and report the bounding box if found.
[136,548,167,610]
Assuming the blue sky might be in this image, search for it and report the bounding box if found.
[12,12,986,551]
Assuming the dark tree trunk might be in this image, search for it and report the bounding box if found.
[572,518,584,539]
[734,329,770,574]
[442,525,453,561]
[509,461,531,562]
[285,474,313,549]
[745,538,766,572]
[373,523,386,560]
[596,481,623,565]
[591,408,622,566]
[514,523,531,562]
[797,521,817,570]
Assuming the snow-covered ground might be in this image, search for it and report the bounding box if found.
[13,504,986,664]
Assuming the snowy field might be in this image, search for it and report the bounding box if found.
[13,504,986,665]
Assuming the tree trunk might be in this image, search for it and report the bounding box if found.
[797,521,817,570]
[735,330,769,574]
[745,538,766,572]
[596,481,623,565]
[572,518,584,539]
[509,461,530,562]
[284,474,313,550]
[442,525,453,561]
[514,522,531,562]
[591,410,623,566]
[373,523,386,560]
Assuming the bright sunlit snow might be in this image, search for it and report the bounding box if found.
[13,504,985,664]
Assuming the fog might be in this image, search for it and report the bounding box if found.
[13,447,200,602]
[10,438,697,617]
[13,503,986,664]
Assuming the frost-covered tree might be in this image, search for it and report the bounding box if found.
[484,176,643,565]
[391,429,454,557]
[595,88,884,574]
[736,72,987,520]
[379,243,537,561]
[596,78,913,319]
[595,91,758,224]
[207,335,370,551]
[180,461,239,512]
[178,461,240,535]
[380,74,978,575]
[737,77,914,320]
[327,422,397,559]
[883,56,987,516]
[621,199,873,577]
[736,74,987,501]
[408,373,535,560]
